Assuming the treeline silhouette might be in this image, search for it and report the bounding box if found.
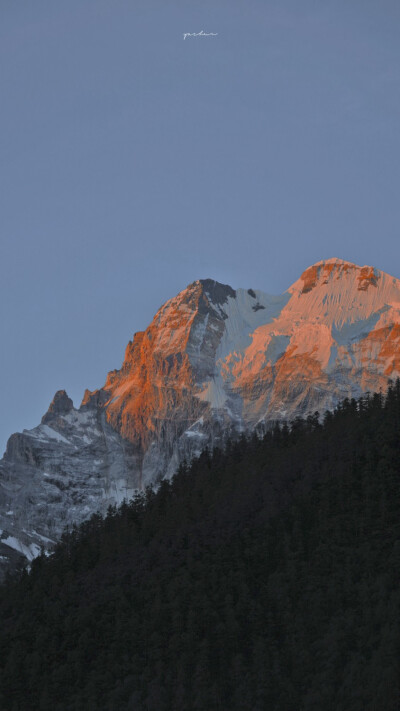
[1,383,400,710]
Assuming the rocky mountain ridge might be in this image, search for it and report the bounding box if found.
[1,257,400,576]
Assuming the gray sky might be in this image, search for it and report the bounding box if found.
[1,0,400,452]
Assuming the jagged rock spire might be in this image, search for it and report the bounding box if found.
[41,390,74,424]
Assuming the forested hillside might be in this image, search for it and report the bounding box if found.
[1,383,400,710]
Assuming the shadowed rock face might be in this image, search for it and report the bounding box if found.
[1,261,400,576]
[0,397,139,580]
[41,390,74,424]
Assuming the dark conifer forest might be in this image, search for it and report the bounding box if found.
[1,383,400,710]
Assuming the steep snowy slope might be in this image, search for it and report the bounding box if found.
[1,258,400,576]
[227,258,400,421]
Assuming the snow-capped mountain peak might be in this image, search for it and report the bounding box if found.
[1,258,400,576]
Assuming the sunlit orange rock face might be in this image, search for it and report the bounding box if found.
[82,280,240,481]
[103,330,206,453]
[102,282,233,447]
[81,259,400,483]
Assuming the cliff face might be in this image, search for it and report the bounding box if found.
[1,258,400,575]
[0,392,139,579]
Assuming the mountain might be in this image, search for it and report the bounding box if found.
[1,257,400,575]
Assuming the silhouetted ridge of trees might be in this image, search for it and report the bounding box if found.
[0,382,400,710]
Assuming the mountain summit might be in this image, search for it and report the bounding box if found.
[98,258,400,463]
[1,258,400,573]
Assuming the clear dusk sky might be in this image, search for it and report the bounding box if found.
[1,0,400,452]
